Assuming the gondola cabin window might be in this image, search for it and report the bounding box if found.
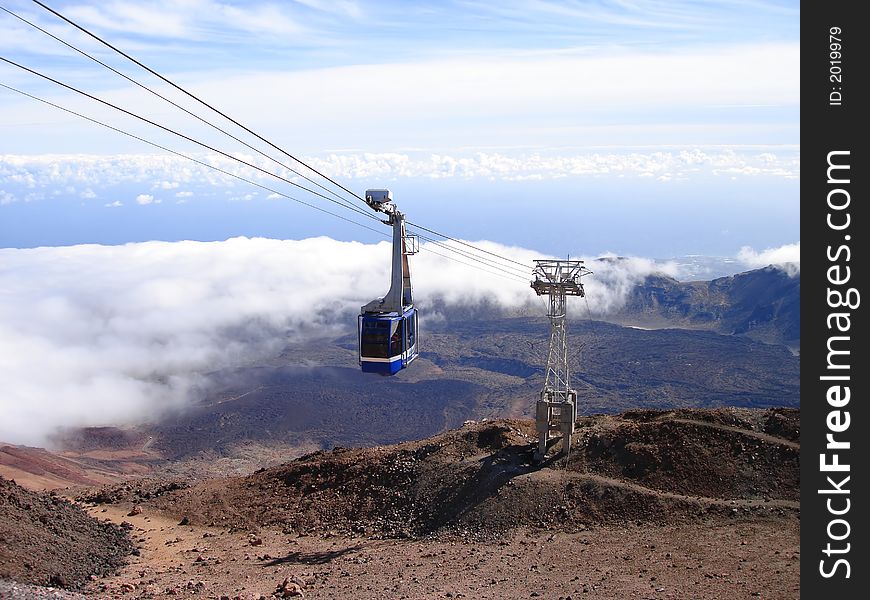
[361,320,390,358]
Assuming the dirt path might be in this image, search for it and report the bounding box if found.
[82,502,280,599]
[79,500,799,600]
[671,418,799,450]
[573,472,800,510]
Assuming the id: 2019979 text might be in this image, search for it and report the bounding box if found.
[829,27,843,106]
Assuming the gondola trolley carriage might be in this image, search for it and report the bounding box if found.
[358,189,419,375]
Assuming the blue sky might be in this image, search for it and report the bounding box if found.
[0,0,799,258]
[2,1,800,71]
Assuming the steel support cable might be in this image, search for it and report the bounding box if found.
[418,243,530,283]
[417,244,529,284]
[0,54,530,281]
[31,0,369,209]
[29,0,535,276]
[412,231,531,277]
[409,230,531,280]
[0,4,367,219]
[0,81,387,238]
[407,220,533,269]
[0,81,530,285]
[0,55,380,224]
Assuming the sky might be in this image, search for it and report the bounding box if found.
[0,0,799,257]
[0,1,800,444]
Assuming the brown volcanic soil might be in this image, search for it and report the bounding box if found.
[0,425,164,492]
[134,408,798,538]
[66,407,800,599]
[0,477,133,590]
[79,504,798,600]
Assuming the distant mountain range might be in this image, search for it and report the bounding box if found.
[610,265,800,349]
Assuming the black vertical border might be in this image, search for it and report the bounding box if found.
[802,1,867,597]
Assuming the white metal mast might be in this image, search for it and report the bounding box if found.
[531,259,591,460]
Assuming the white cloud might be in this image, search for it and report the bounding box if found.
[0,43,798,153]
[581,254,681,315]
[0,236,676,445]
[205,43,798,125]
[0,149,800,198]
[136,193,156,205]
[64,2,193,39]
[214,3,309,37]
[294,0,362,19]
[737,242,800,275]
[0,190,16,205]
[104,200,123,208]
[173,44,797,152]
[61,0,310,41]
[175,191,194,198]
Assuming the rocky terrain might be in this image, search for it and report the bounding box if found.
[0,477,133,590]
[134,408,799,537]
[20,407,800,599]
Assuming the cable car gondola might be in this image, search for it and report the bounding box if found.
[358,189,419,375]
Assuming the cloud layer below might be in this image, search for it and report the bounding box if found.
[0,148,800,206]
[0,237,797,445]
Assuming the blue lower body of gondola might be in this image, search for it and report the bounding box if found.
[360,352,412,375]
[358,307,419,375]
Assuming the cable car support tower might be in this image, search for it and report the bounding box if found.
[531,260,591,461]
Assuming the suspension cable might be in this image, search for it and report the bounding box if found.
[0,80,531,285]
[0,82,386,236]
[27,0,535,274]
[10,1,538,279]
[0,4,365,217]
[409,230,531,280]
[407,220,533,269]
[0,55,379,224]
[31,0,369,208]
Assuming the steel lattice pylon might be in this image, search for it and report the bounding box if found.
[531,259,591,460]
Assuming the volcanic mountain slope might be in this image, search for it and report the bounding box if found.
[67,408,799,599]
[4,267,799,485]
[140,318,798,465]
[0,476,133,589]
[0,427,162,491]
[2,317,799,488]
[93,407,800,538]
[612,265,800,347]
